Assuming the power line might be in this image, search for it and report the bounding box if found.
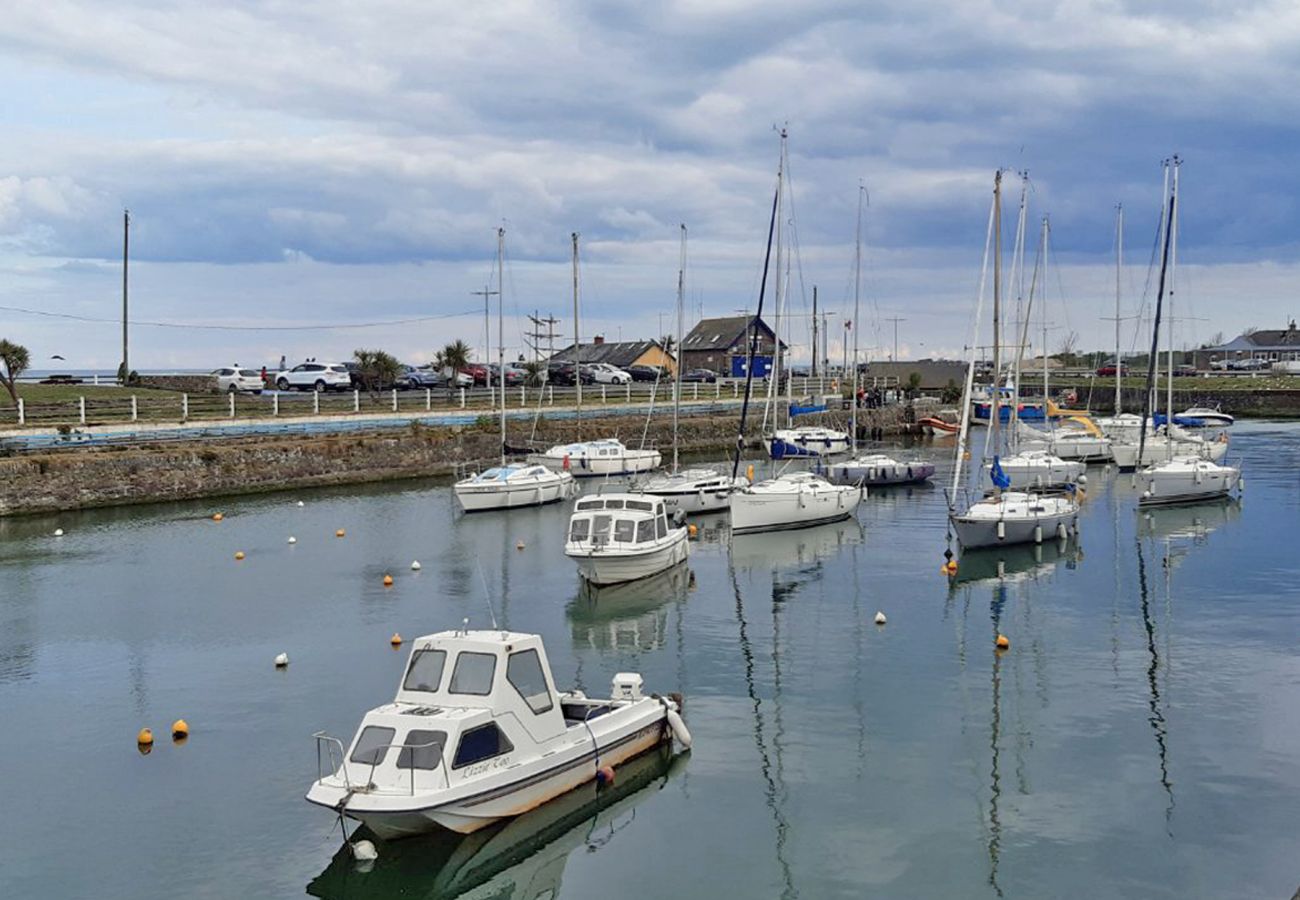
[0,304,480,332]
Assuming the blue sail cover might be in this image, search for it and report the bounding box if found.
[789,404,827,417]
[990,455,1012,490]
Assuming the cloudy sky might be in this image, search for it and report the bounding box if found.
[2,0,1297,371]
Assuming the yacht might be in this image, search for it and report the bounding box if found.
[768,425,851,460]
[950,490,1079,549]
[638,467,746,514]
[306,628,690,840]
[1013,418,1113,462]
[980,450,1085,489]
[565,493,690,585]
[530,439,661,477]
[453,463,576,512]
[824,452,935,487]
[730,471,862,534]
[1136,456,1241,506]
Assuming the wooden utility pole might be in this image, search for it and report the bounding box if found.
[122,209,129,380]
[811,285,818,377]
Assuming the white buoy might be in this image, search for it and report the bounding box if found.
[1077,474,1088,485]
[53,528,64,537]
[287,536,297,544]
[274,652,289,668]
[410,560,422,571]
[874,611,887,625]
[351,839,378,862]
[297,501,305,507]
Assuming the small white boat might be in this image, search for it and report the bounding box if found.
[1136,456,1241,506]
[949,490,1079,549]
[1177,406,1234,427]
[768,426,851,459]
[306,628,690,840]
[824,453,935,486]
[1014,419,1113,462]
[730,471,862,534]
[638,467,746,514]
[453,463,576,512]
[981,450,1085,489]
[529,439,661,477]
[565,493,690,585]
[1109,428,1228,470]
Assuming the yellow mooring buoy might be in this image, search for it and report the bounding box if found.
[137,727,154,747]
[996,634,1010,651]
[383,574,394,586]
[390,633,403,647]
[212,512,223,522]
[234,551,245,560]
[335,529,346,538]
[171,719,189,741]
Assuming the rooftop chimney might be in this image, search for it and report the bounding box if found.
[593,334,605,345]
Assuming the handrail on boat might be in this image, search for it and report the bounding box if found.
[314,732,449,796]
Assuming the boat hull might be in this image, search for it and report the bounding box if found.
[768,429,851,459]
[730,485,862,534]
[950,493,1079,549]
[565,531,690,585]
[1111,438,1227,471]
[1136,462,1240,507]
[640,472,745,514]
[826,460,935,486]
[454,474,575,512]
[531,450,662,477]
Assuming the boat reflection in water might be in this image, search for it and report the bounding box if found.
[949,536,1082,587]
[307,744,687,900]
[729,516,864,573]
[1138,497,1240,543]
[567,561,693,653]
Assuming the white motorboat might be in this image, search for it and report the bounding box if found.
[453,463,576,512]
[306,628,690,840]
[565,493,690,585]
[730,471,862,534]
[824,452,935,486]
[1177,406,1234,428]
[1136,456,1241,506]
[950,490,1079,549]
[530,439,662,477]
[638,467,746,514]
[1109,427,1228,470]
[768,425,851,459]
[981,450,1085,489]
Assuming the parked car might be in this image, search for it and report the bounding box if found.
[1209,359,1229,371]
[340,361,364,388]
[626,364,664,382]
[212,367,264,394]
[462,363,489,386]
[1230,357,1269,371]
[1174,363,1198,377]
[681,368,718,383]
[587,363,632,385]
[488,363,526,387]
[274,362,353,392]
[1095,364,1127,377]
[547,362,595,386]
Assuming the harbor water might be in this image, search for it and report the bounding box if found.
[1,422,1297,898]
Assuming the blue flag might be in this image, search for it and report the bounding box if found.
[990,455,1011,490]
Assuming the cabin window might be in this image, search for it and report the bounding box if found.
[636,519,655,542]
[569,517,590,542]
[449,651,497,696]
[656,515,668,539]
[592,515,613,542]
[507,649,554,714]
[576,499,602,511]
[402,648,447,692]
[350,726,395,766]
[452,722,515,769]
[396,729,447,770]
[627,500,652,511]
[613,519,636,542]
[605,499,624,509]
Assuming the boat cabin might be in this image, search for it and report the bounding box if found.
[334,630,592,793]
[466,463,551,484]
[567,495,671,549]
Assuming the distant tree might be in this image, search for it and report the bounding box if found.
[440,340,472,376]
[1056,330,1080,361]
[1203,331,1225,349]
[521,360,546,387]
[660,334,676,353]
[941,378,961,404]
[0,339,31,405]
[1242,325,1259,336]
[352,348,402,397]
[905,371,922,398]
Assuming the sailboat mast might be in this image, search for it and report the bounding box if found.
[1137,160,1176,470]
[851,183,864,453]
[673,223,686,473]
[1008,176,1028,448]
[497,227,506,465]
[1041,216,1050,421]
[764,128,787,435]
[1115,204,1124,415]
[572,232,581,440]
[1166,157,1180,449]
[990,170,1003,495]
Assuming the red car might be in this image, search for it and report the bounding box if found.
[462,364,489,386]
[1095,364,1127,376]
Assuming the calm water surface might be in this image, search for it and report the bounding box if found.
[2,424,1298,898]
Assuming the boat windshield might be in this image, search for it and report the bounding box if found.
[403,649,447,692]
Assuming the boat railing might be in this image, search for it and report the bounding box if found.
[313,732,451,795]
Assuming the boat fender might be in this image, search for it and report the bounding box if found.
[906,466,913,480]
[596,765,616,785]
[824,438,832,448]
[656,694,693,748]
[562,454,571,471]
[351,839,378,863]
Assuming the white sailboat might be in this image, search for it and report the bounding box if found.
[947,171,1079,550]
[1132,158,1240,506]
[824,183,934,488]
[565,493,690,585]
[529,233,662,478]
[728,132,863,534]
[456,229,576,511]
[640,224,745,513]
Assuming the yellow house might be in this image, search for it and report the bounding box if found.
[548,337,677,375]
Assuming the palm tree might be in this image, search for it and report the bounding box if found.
[521,359,546,387]
[0,339,31,405]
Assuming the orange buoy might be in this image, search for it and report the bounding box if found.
[596,765,616,785]
[335,529,346,538]
[137,727,154,746]
[383,574,394,586]
[996,634,1010,651]
[234,551,245,560]
[171,719,189,741]
[688,524,698,538]
[390,633,403,647]
[746,464,755,483]
[212,512,223,522]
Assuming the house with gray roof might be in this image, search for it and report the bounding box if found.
[547,337,677,373]
[679,315,784,377]
[1196,321,1300,367]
